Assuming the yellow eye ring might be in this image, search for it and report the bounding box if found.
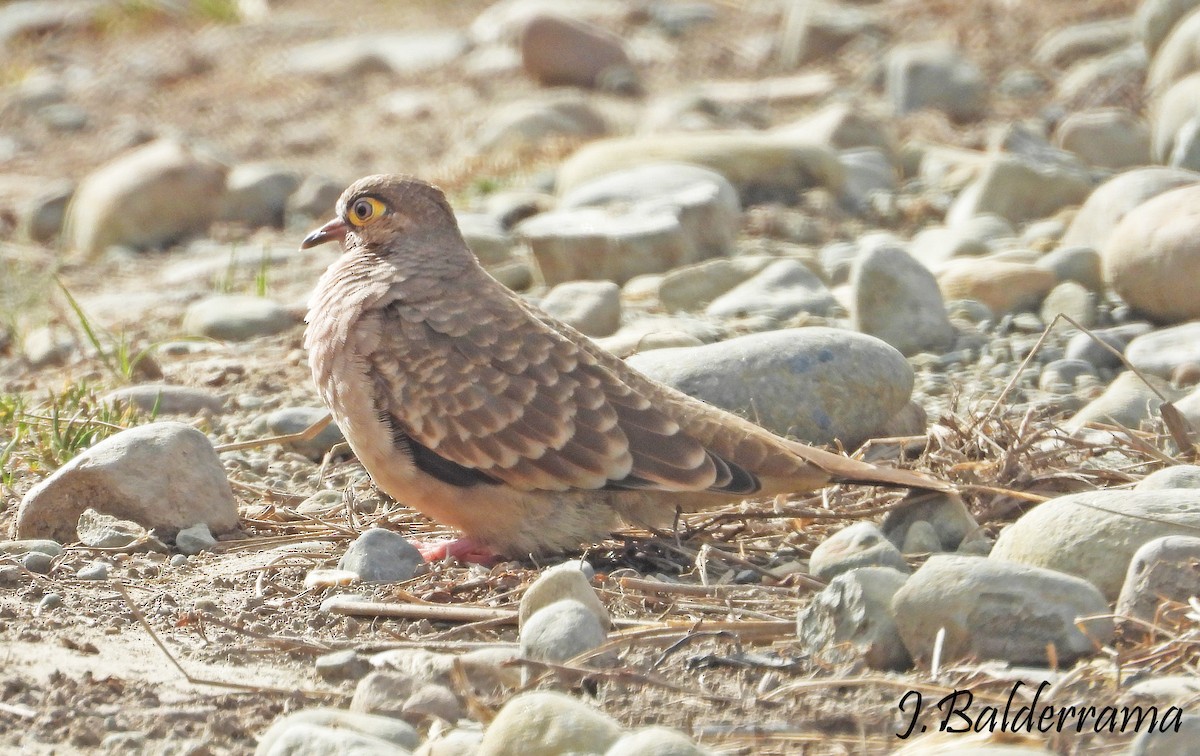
[347,196,384,227]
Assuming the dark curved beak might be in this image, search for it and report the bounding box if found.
[300,217,349,250]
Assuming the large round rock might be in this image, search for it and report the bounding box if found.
[66,140,227,259]
[1060,166,1200,249]
[1102,182,1200,323]
[558,162,741,260]
[892,555,1112,666]
[625,328,913,447]
[14,421,237,542]
[991,490,1200,599]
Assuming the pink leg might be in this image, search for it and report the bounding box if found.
[413,537,500,565]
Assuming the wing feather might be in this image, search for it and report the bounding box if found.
[363,294,745,494]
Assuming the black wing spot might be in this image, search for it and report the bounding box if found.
[706,453,760,495]
[598,454,760,494]
[384,412,500,488]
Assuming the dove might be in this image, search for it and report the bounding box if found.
[301,174,951,559]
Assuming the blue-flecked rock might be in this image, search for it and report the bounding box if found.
[626,328,912,447]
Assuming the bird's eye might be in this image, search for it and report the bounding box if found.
[347,197,384,226]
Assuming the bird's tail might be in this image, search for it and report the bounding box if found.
[781,438,954,493]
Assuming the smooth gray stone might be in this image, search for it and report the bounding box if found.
[337,529,422,583]
[182,295,298,341]
[605,726,709,756]
[558,161,741,260]
[0,539,64,557]
[254,707,419,756]
[477,691,623,755]
[991,489,1200,599]
[626,327,912,447]
[1039,280,1097,328]
[175,523,217,555]
[1038,358,1099,394]
[705,259,837,322]
[519,599,608,664]
[850,240,955,356]
[538,280,620,337]
[218,163,301,229]
[260,407,345,460]
[1129,714,1200,756]
[893,555,1113,665]
[67,139,227,258]
[102,384,226,415]
[1136,464,1200,490]
[1064,371,1181,434]
[809,522,909,581]
[886,43,987,121]
[1063,322,1153,369]
[1035,245,1102,291]
[1126,322,1200,379]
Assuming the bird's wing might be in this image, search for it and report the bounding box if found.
[361,293,760,495]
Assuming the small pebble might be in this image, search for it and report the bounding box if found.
[38,593,63,611]
[175,523,217,555]
[316,649,370,682]
[22,552,54,574]
[337,528,423,583]
[76,560,112,580]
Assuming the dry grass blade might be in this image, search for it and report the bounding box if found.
[326,598,518,625]
[979,313,1197,456]
[214,413,333,453]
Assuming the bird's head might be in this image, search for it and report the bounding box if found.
[300,174,464,261]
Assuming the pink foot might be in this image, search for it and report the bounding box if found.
[414,538,500,565]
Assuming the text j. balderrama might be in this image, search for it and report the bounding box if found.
[897,681,1184,738]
